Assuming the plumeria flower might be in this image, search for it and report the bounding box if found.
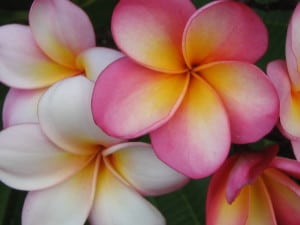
[0,75,189,225]
[91,0,279,178]
[0,0,123,127]
[267,3,300,159]
[207,145,300,225]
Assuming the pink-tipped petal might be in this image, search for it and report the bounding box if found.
[38,76,121,155]
[0,124,92,190]
[183,0,267,67]
[286,3,300,90]
[22,157,99,225]
[270,157,300,179]
[206,156,249,225]
[201,61,279,144]
[291,140,300,160]
[151,76,230,178]
[246,178,276,225]
[103,142,189,196]
[226,146,278,203]
[0,25,78,88]
[263,168,300,225]
[77,47,124,82]
[92,58,189,139]
[89,167,165,225]
[2,88,46,128]
[267,60,300,139]
[29,0,95,68]
[112,0,196,72]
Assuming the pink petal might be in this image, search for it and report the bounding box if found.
[206,156,249,225]
[267,60,300,139]
[0,25,78,88]
[22,157,99,225]
[226,145,278,203]
[263,168,300,225]
[89,167,165,225]
[291,140,300,160]
[92,57,189,139]
[29,0,95,68]
[270,157,300,180]
[77,47,124,82]
[246,178,276,225]
[102,142,189,196]
[2,88,46,128]
[286,3,300,90]
[112,0,196,72]
[150,76,230,178]
[183,0,268,67]
[38,76,122,155]
[201,61,279,144]
[0,124,92,190]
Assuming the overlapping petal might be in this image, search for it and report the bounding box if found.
[0,124,92,190]
[151,76,230,178]
[38,76,121,155]
[2,88,46,128]
[29,0,95,68]
[90,167,165,225]
[77,47,124,82]
[286,3,300,90]
[92,58,189,139]
[263,169,300,225]
[22,156,99,225]
[183,0,268,67]
[206,156,249,225]
[0,25,77,88]
[112,0,195,72]
[201,61,279,143]
[103,142,188,196]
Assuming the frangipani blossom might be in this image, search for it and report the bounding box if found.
[0,0,124,128]
[267,3,300,159]
[0,76,188,225]
[92,0,279,178]
[206,145,300,225]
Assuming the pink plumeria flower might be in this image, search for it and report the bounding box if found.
[267,3,300,159]
[207,145,300,225]
[0,76,188,225]
[91,0,279,178]
[0,0,123,127]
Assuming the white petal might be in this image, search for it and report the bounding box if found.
[38,76,122,155]
[22,156,99,225]
[0,124,92,190]
[2,88,46,128]
[89,167,165,225]
[77,47,124,81]
[103,142,189,196]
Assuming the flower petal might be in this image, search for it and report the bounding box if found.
[89,167,165,225]
[0,25,77,88]
[246,178,276,225]
[270,157,300,179]
[29,0,95,68]
[226,145,278,203]
[38,76,121,155]
[150,76,230,178]
[267,60,300,139]
[0,124,92,190]
[286,3,300,90]
[77,47,124,82]
[22,156,99,225]
[2,88,46,128]
[102,142,189,196]
[206,156,249,225]
[92,57,189,139]
[263,168,300,225]
[112,0,196,72]
[291,140,300,160]
[201,61,279,144]
[183,1,267,67]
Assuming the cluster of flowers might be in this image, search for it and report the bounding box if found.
[0,0,300,224]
